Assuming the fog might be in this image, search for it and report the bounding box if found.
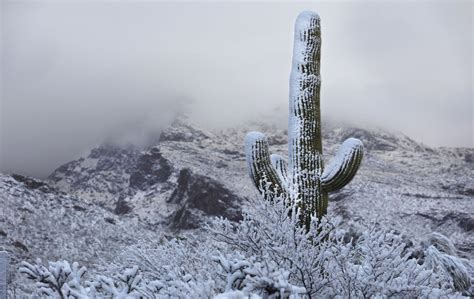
[1,1,472,178]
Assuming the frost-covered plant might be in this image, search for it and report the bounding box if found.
[245,11,363,229]
[209,198,334,297]
[18,259,155,298]
[124,237,219,298]
[119,198,318,297]
[424,233,473,294]
[20,259,92,298]
[209,197,457,298]
[19,197,463,298]
[325,228,455,297]
[121,197,465,297]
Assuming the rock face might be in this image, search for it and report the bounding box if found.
[48,144,141,204]
[11,174,56,194]
[169,169,243,229]
[129,148,172,190]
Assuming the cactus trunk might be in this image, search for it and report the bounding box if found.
[244,11,364,231]
[288,12,327,228]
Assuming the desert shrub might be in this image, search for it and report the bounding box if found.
[19,196,469,298]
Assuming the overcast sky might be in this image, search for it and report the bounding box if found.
[1,0,472,178]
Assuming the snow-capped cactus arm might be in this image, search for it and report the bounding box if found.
[270,154,289,189]
[245,132,287,200]
[321,138,364,192]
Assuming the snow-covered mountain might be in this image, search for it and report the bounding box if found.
[1,118,473,270]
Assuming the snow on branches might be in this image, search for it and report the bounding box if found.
[19,260,149,298]
[18,196,470,298]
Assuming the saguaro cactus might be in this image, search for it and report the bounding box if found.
[245,11,364,230]
[0,251,9,299]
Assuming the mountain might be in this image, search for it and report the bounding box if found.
[1,118,473,271]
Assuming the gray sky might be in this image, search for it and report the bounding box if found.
[1,1,472,178]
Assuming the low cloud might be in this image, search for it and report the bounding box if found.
[1,1,472,177]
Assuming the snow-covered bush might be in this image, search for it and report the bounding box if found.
[18,259,159,298]
[18,196,469,298]
[207,197,460,298]
[424,233,473,294]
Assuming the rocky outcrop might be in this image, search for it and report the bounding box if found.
[129,148,172,190]
[47,145,140,202]
[11,174,56,194]
[169,168,243,229]
[159,119,209,143]
[114,199,132,215]
[333,127,428,152]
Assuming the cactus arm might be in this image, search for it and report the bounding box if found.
[288,11,325,225]
[321,138,364,192]
[270,154,289,190]
[245,132,287,200]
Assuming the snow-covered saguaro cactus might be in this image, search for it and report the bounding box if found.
[0,251,9,299]
[245,11,364,229]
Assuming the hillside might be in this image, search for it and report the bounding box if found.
[1,119,473,271]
